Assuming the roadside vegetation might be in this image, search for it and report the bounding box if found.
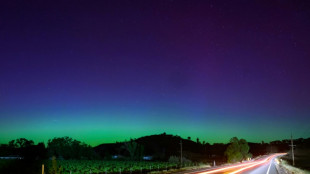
[224,137,252,163]
[280,138,310,172]
[277,158,310,174]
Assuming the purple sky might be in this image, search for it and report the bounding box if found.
[0,0,310,146]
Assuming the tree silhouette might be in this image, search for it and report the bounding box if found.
[9,138,34,148]
[225,137,251,163]
[123,140,144,160]
[47,136,95,159]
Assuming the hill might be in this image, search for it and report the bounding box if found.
[94,133,228,163]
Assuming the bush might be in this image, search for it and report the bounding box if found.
[168,156,179,163]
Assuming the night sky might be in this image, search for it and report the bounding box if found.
[1,1,310,146]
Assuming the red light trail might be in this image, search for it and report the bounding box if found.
[194,153,286,174]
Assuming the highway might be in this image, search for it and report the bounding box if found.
[180,153,286,174]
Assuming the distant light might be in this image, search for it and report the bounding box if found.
[143,156,153,160]
[275,158,280,164]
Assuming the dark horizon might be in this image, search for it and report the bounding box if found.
[1,0,310,146]
[2,132,310,148]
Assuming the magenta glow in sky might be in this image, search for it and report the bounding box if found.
[0,0,310,146]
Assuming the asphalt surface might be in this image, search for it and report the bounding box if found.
[241,155,279,174]
[175,153,285,174]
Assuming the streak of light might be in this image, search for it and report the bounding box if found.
[197,153,286,174]
[230,153,286,174]
[230,161,265,174]
[197,162,259,174]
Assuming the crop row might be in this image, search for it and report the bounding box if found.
[45,160,189,174]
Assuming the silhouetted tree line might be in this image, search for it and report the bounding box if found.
[0,138,46,160]
[1,134,309,163]
[0,137,96,160]
[47,137,97,159]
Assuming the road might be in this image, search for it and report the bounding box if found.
[240,154,282,174]
[180,153,286,174]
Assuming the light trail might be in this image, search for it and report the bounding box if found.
[230,153,286,174]
[197,153,286,174]
[197,162,260,174]
[229,160,266,174]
